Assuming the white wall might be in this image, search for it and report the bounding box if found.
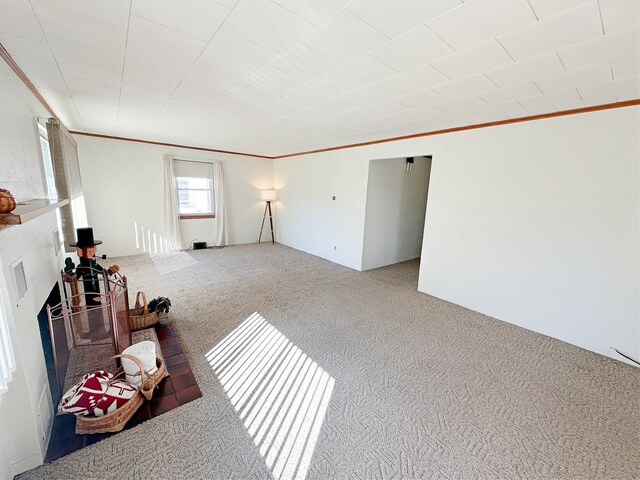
[0,60,62,477]
[419,108,639,364]
[74,136,273,257]
[274,106,640,366]
[362,156,431,271]
[273,153,369,270]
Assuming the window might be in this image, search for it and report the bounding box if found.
[177,177,215,218]
[174,159,216,220]
[39,122,64,247]
[39,123,57,198]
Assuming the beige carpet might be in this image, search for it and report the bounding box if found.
[22,243,639,479]
[151,250,197,275]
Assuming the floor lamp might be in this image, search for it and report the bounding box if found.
[259,189,276,244]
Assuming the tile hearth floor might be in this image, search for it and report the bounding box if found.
[44,317,202,463]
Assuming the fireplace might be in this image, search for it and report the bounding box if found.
[38,270,131,404]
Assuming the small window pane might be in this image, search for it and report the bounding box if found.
[40,135,57,198]
[178,190,211,214]
[177,177,210,190]
[176,176,213,215]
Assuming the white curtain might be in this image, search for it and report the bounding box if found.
[0,287,16,402]
[212,162,228,247]
[47,118,87,252]
[163,155,183,250]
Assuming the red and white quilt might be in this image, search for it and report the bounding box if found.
[58,370,138,417]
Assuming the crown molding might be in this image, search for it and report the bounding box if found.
[0,42,57,118]
[70,100,640,160]
[2,40,638,160]
[0,40,269,159]
[273,99,640,159]
[68,131,274,159]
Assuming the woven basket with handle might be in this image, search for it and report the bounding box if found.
[75,354,148,435]
[128,291,160,331]
[140,356,167,400]
[125,354,168,400]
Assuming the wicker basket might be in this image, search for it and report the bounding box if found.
[140,356,167,400]
[75,354,147,435]
[128,291,160,331]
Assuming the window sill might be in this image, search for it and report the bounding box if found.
[179,215,215,220]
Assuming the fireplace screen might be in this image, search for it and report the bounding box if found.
[47,269,131,394]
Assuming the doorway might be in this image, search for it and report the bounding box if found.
[361,155,432,272]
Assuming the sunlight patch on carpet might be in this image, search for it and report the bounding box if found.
[151,250,197,275]
[206,313,334,480]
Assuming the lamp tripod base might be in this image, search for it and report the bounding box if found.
[258,201,274,244]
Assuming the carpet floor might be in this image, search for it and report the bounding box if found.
[22,243,639,479]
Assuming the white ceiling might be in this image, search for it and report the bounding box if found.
[0,0,638,156]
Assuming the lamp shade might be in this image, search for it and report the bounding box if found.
[261,189,277,201]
